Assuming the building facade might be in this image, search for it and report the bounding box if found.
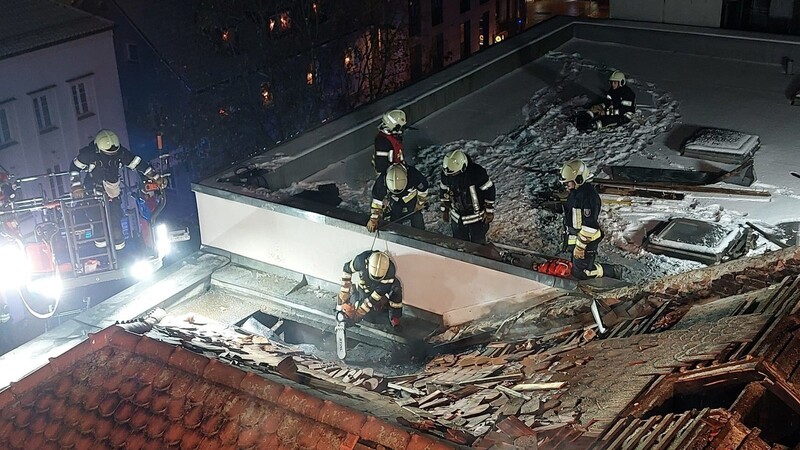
[0,0,128,199]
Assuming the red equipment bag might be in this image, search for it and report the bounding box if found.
[536,258,573,278]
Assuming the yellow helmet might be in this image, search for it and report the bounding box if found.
[609,71,626,86]
[442,149,468,176]
[385,164,408,194]
[94,129,120,154]
[559,159,590,186]
[381,109,407,132]
[367,251,390,280]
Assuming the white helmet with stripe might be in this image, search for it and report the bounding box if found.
[94,129,120,155]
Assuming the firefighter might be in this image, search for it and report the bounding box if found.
[560,159,617,280]
[440,149,495,244]
[372,109,407,174]
[337,250,403,330]
[367,163,428,232]
[70,129,160,251]
[575,71,636,132]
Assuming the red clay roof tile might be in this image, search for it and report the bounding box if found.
[406,433,455,450]
[240,371,284,401]
[277,385,325,420]
[168,346,209,375]
[134,334,177,362]
[204,358,247,389]
[319,399,368,435]
[360,415,411,450]
[0,325,445,450]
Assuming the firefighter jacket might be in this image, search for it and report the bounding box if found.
[439,159,495,225]
[373,130,405,174]
[564,182,603,249]
[70,144,156,197]
[600,84,636,122]
[370,165,428,215]
[341,251,403,319]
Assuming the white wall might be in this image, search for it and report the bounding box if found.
[610,0,664,22]
[611,0,723,28]
[196,192,556,326]
[0,30,128,198]
[664,0,722,27]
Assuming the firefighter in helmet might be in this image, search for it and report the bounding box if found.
[367,163,428,232]
[337,250,403,330]
[440,149,495,244]
[70,129,160,250]
[560,159,617,280]
[373,109,407,174]
[575,71,636,132]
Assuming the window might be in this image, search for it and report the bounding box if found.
[71,82,92,117]
[32,94,54,132]
[432,0,443,26]
[461,0,471,13]
[126,43,139,62]
[461,20,471,58]
[409,0,421,36]
[0,108,12,146]
[480,0,489,4]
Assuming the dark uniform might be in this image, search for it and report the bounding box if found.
[341,251,403,326]
[577,84,636,131]
[564,182,615,279]
[372,130,405,174]
[371,165,428,230]
[70,143,157,250]
[440,157,495,244]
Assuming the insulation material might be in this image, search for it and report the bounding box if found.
[682,128,760,164]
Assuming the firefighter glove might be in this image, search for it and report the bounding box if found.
[573,243,586,260]
[366,216,380,232]
[71,186,85,199]
[415,199,426,212]
[484,212,494,224]
[338,290,351,304]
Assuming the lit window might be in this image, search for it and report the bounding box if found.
[32,94,54,131]
[218,107,229,117]
[269,18,276,32]
[312,3,318,13]
[222,30,231,42]
[280,13,290,30]
[0,108,12,145]
[344,49,353,67]
[307,71,314,85]
[71,82,92,117]
[260,83,273,105]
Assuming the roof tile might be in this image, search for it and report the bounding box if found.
[239,372,284,402]
[168,347,210,376]
[184,404,204,429]
[9,363,54,399]
[134,335,177,363]
[277,386,324,420]
[180,428,204,450]
[8,429,27,449]
[107,327,143,351]
[150,391,170,414]
[360,415,411,450]
[199,412,224,437]
[319,400,368,436]
[204,359,247,389]
[218,419,240,444]
[236,426,260,448]
[0,388,14,410]
[113,400,135,424]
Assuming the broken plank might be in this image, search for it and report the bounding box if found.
[449,372,524,386]
[495,384,531,401]
[512,381,566,391]
[388,382,425,396]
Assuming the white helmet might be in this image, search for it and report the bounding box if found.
[609,71,626,87]
[442,149,468,176]
[559,159,590,186]
[94,129,120,155]
[385,164,408,194]
[381,109,407,133]
[367,251,390,280]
